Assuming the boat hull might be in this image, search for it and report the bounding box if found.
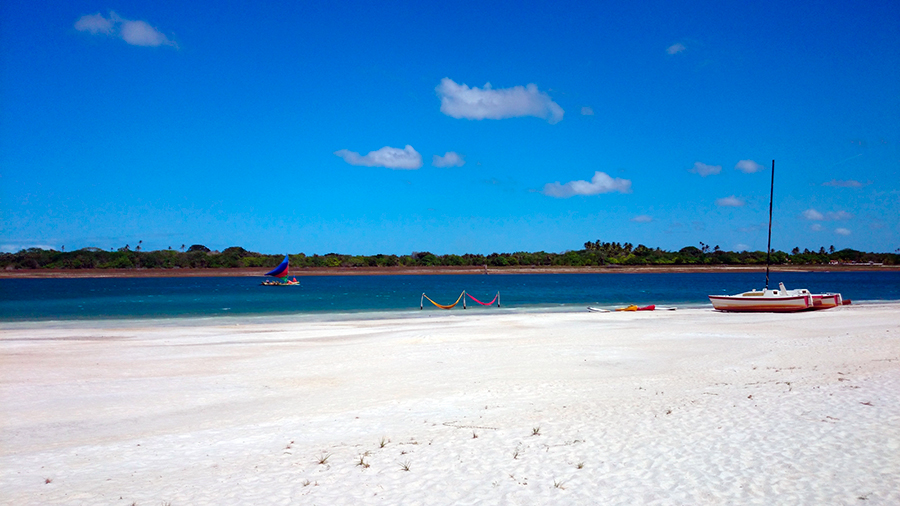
[708,294,812,312]
[811,293,842,309]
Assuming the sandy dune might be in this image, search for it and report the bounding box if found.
[2,305,899,504]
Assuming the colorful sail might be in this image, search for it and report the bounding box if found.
[265,255,290,278]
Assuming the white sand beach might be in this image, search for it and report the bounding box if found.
[2,305,899,505]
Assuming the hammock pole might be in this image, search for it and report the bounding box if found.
[497,291,501,307]
[420,293,424,310]
[464,290,467,309]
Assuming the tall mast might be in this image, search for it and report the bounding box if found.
[765,160,775,290]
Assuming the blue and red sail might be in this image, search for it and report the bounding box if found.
[265,255,290,279]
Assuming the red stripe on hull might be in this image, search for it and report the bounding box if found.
[708,295,812,312]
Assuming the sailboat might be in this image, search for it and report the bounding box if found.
[261,255,299,286]
[707,160,842,312]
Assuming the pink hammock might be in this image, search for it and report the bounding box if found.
[466,291,500,306]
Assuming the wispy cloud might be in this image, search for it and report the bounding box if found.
[810,224,824,231]
[631,215,653,223]
[542,171,632,198]
[823,179,867,188]
[738,223,766,233]
[715,195,745,207]
[835,228,851,236]
[74,13,115,34]
[666,43,686,55]
[432,151,465,168]
[580,106,594,116]
[690,162,721,177]
[803,209,825,220]
[436,78,564,124]
[803,208,853,221]
[334,145,423,169]
[75,11,177,48]
[735,159,763,173]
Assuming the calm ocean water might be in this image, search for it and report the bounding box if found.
[2,271,899,322]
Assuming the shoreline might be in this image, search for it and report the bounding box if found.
[2,264,896,279]
[3,300,898,328]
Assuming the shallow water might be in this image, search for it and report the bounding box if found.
[2,271,898,321]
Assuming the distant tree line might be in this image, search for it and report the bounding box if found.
[2,241,897,271]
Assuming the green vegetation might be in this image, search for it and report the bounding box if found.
[1,241,896,271]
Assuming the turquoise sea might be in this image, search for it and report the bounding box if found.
[2,271,899,322]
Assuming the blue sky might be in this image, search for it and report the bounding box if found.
[2,1,898,255]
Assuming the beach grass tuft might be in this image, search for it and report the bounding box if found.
[532,426,541,436]
[400,460,411,471]
[317,453,331,465]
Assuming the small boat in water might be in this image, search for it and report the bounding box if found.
[708,161,841,312]
[261,255,300,286]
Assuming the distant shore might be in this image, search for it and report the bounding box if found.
[1,264,896,279]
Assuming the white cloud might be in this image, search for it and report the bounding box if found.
[74,13,115,34]
[823,179,866,188]
[432,151,465,168]
[436,78,564,124]
[715,195,745,207]
[75,11,176,48]
[835,228,851,236]
[542,171,632,198]
[803,209,825,220]
[803,208,853,221]
[690,162,721,177]
[581,106,594,116]
[826,210,853,220]
[334,145,422,169]
[735,243,749,251]
[811,224,824,231]
[120,19,173,46]
[631,215,653,223]
[735,159,763,173]
[667,43,686,55]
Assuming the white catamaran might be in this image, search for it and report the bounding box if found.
[708,161,843,312]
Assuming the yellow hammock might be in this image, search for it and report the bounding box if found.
[421,291,466,310]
